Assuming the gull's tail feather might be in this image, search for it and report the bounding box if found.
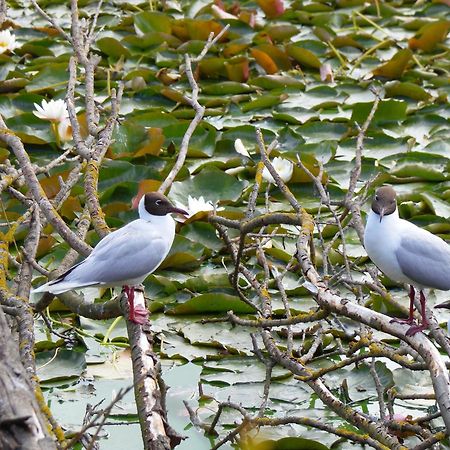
[32,261,90,295]
[32,280,94,295]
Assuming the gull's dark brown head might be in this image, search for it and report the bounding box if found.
[371,186,397,222]
[143,193,187,217]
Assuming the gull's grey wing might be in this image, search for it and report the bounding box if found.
[396,229,450,290]
[65,220,171,285]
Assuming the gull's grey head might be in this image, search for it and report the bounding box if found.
[143,193,187,217]
[372,186,397,222]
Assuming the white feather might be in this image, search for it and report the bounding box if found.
[33,195,177,295]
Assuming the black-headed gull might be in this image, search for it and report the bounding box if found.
[33,193,188,324]
[364,186,450,336]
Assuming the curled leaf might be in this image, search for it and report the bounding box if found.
[373,48,413,79]
[408,20,450,52]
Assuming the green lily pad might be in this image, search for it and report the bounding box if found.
[169,167,248,205]
[251,437,330,450]
[37,349,86,384]
[134,11,172,35]
[97,37,131,58]
[167,293,255,315]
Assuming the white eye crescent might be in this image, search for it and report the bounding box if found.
[375,195,379,201]
[155,199,162,205]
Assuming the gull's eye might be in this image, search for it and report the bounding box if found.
[155,199,162,206]
[375,195,379,201]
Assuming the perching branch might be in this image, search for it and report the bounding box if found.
[158,25,229,194]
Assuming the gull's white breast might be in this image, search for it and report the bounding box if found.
[364,210,416,285]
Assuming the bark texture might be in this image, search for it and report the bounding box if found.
[0,307,57,450]
[121,290,183,449]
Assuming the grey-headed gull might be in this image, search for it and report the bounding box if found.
[364,186,450,335]
[33,193,187,324]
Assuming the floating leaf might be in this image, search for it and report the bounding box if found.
[286,44,321,69]
[420,192,450,218]
[250,74,304,90]
[248,437,330,450]
[332,34,364,49]
[134,11,172,35]
[167,293,255,315]
[6,113,53,144]
[37,350,86,384]
[372,48,413,79]
[97,37,131,58]
[256,0,285,18]
[241,93,288,112]
[385,81,431,101]
[251,48,279,74]
[266,25,298,42]
[186,19,223,41]
[39,170,70,198]
[109,120,153,158]
[133,127,164,157]
[225,58,250,82]
[202,81,255,96]
[198,57,226,78]
[351,100,407,124]
[253,44,291,71]
[170,167,247,204]
[25,63,69,92]
[160,235,205,269]
[408,20,450,52]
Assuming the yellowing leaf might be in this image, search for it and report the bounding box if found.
[60,196,82,220]
[286,45,321,69]
[225,59,250,82]
[332,35,364,50]
[186,19,224,41]
[408,20,450,52]
[251,48,278,74]
[134,128,164,157]
[103,202,131,217]
[36,235,56,258]
[132,179,162,208]
[372,48,413,79]
[256,0,285,18]
[160,87,188,104]
[40,169,71,199]
[224,42,250,58]
[253,44,291,70]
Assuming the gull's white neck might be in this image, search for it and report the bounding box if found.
[367,208,401,228]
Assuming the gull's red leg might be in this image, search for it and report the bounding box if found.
[391,285,416,325]
[123,285,148,324]
[406,290,429,336]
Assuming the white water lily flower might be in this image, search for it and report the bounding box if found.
[0,29,17,54]
[33,99,69,122]
[234,138,251,158]
[184,195,215,217]
[262,157,293,183]
[57,118,73,142]
[174,195,223,221]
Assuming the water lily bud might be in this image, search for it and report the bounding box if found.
[234,139,251,158]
